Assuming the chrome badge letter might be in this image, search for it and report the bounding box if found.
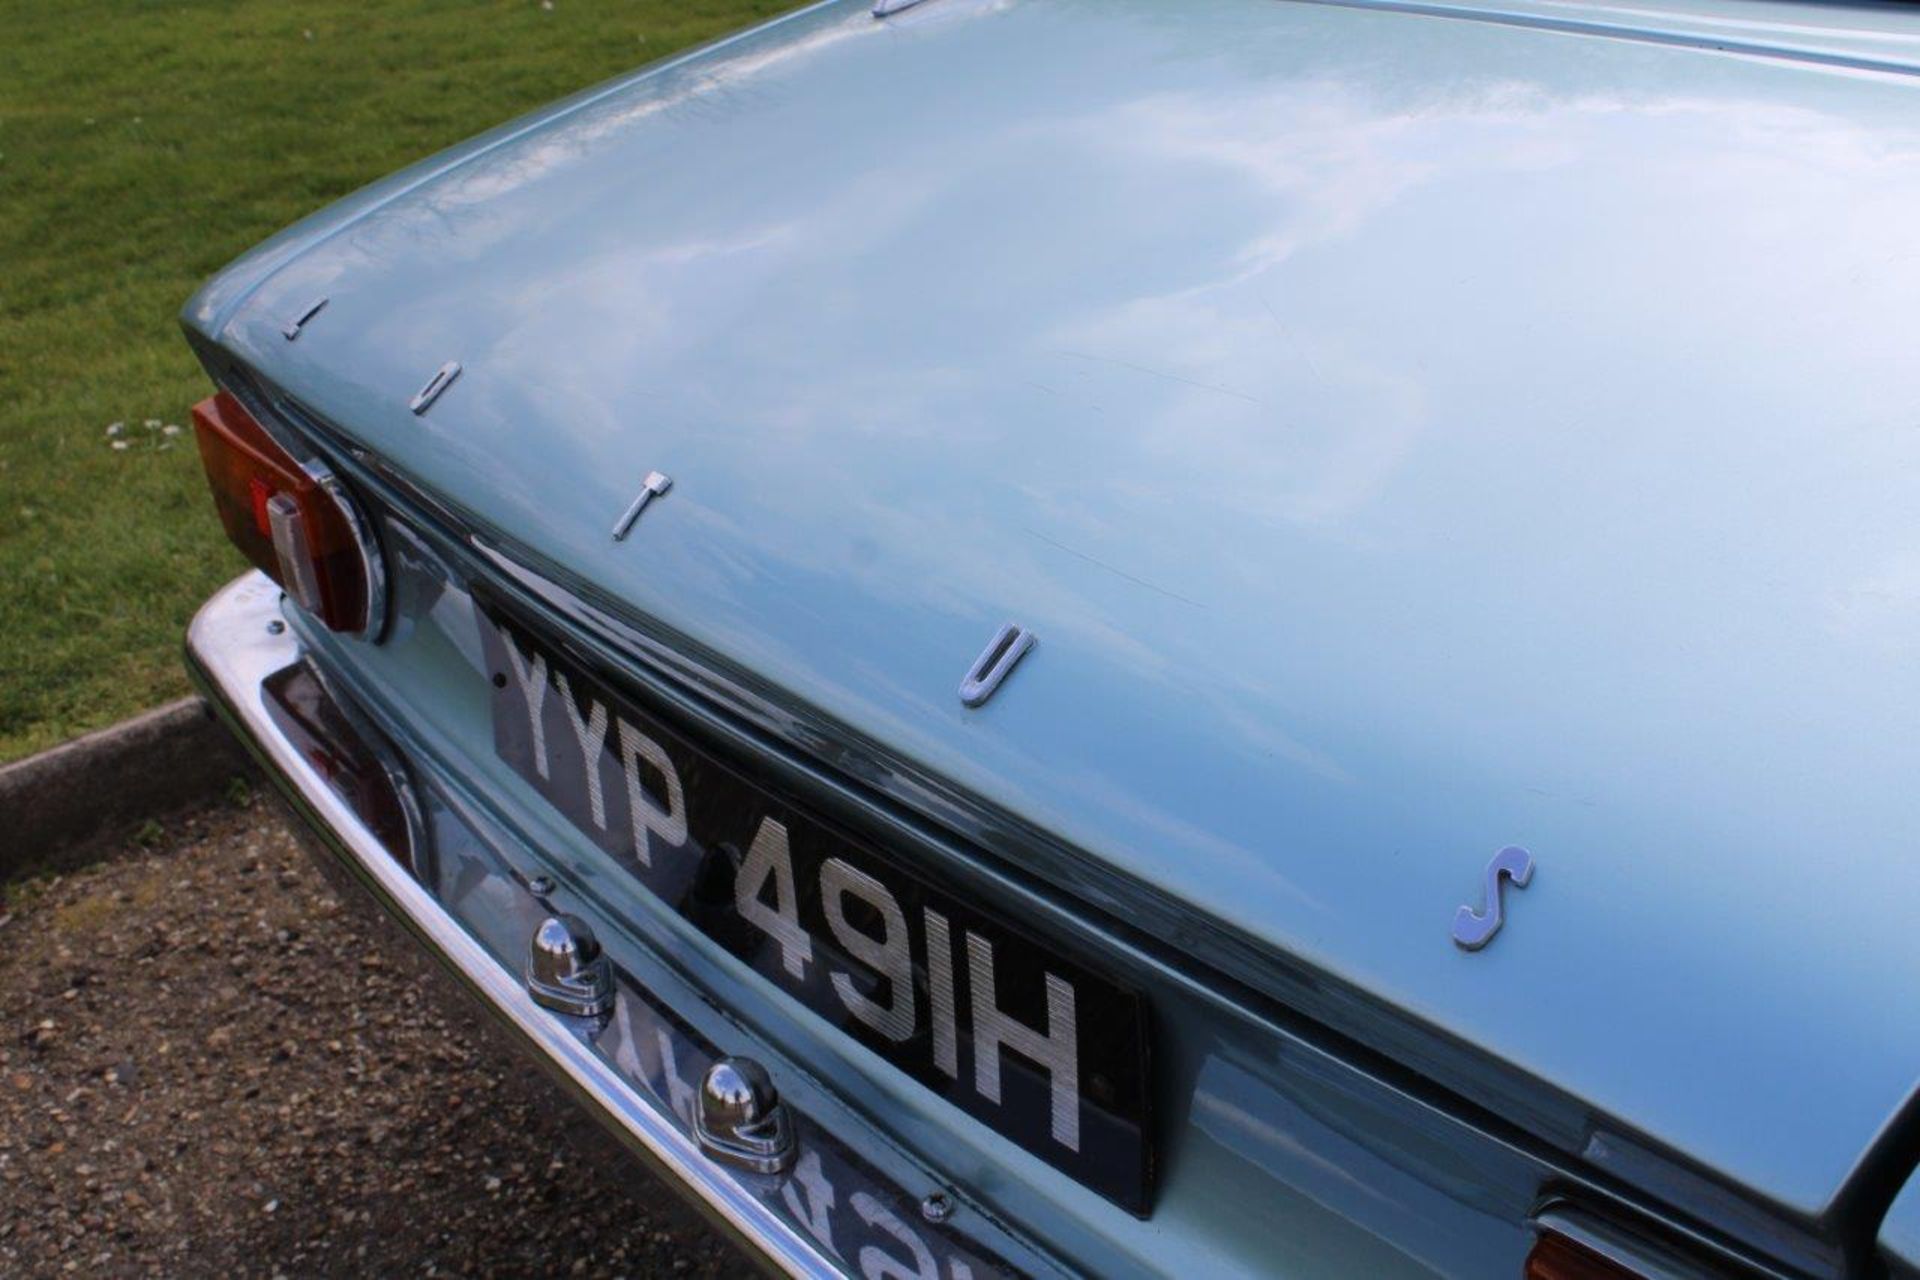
[1452,845,1535,951]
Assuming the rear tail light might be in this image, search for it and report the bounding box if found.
[191,391,381,635]
[1525,1206,1729,1280]
[1526,1232,1644,1279]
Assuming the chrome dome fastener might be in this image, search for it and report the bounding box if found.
[526,914,615,1017]
[694,1056,796,1175]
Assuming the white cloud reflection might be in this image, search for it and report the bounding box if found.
[250,5,1920,1013]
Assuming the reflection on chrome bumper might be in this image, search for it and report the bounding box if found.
[185,573,1020,1280]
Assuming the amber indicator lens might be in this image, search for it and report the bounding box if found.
[191,391,370,632]
[1525,1231,1644,1280]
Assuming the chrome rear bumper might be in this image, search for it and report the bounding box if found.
[186,572,1016,1279]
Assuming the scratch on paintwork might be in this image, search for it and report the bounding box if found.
[1023,527,1206,609]
[1257,291,1324,385]
[1524,785,1598,809]
[1054,350,1261,405]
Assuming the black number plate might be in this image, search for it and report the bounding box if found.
[478,604,1153,1214]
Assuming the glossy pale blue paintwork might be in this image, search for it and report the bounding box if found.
[1884,1165,1920,1279]
[185,0,1920,1264]
[291,534,1570,1277]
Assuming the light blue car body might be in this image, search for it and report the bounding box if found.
[183,0,1920,1273]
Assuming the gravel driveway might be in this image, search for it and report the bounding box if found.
[0,795,744,1277]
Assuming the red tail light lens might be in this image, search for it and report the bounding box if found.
[191,391,376,634]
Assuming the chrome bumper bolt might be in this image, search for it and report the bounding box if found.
[526,914,614,1018]
[694,1056,795,1175]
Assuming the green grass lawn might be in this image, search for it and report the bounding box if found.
[0,0,794,762]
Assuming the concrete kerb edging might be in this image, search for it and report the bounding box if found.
[0,697,255,883]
